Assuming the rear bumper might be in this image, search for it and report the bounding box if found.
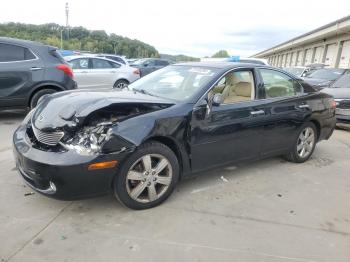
[319,116,336,140]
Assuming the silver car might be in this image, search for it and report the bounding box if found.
[65,56,140,89]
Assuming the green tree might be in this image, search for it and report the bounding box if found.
[0,22,160,58]
[212,50,230,58]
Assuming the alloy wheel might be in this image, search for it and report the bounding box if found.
[115,82,128,89]
[297,127,315,158]
[126,154,173,203]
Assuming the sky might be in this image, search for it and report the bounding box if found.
[1,0,350,57]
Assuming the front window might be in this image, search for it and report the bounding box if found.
[69,58,89,69]
[209,70,255,104]
[129,65,219,101]
[307,69,345,80]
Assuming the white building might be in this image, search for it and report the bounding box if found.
[253,15,350,69]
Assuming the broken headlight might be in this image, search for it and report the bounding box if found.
[60,122,113,156]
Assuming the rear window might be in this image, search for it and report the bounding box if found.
[0,43,36,62]
[49,48,66,63]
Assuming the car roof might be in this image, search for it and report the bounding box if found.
[174,61,270,69]
[65,55,123,65]
[0,37,46,48]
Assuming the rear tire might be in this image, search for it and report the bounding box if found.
[30,88,56,109]
[113,79,129,89]
[284,122,317,163]
[113,141,179,210]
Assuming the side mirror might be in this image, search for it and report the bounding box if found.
[212,93,223,106]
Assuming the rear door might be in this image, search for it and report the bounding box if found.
[256,68,310,156]
[0,42,44,107]
[91,58,121,88]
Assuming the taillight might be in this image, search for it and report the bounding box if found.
[133,69,140,75]
[330,99,337,109]
[56,64,74,78]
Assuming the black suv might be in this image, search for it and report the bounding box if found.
[0,37,76,109]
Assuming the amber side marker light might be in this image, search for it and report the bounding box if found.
[88,160,118,170]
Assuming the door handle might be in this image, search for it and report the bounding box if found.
[109,71,117,73]
[30,67,42,71]
[81,71,88,73]
[250,110,265,116]
[298,104,309,109]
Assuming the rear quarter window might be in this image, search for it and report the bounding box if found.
[0,43,36,62]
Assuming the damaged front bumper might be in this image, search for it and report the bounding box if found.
[13,123,134,200]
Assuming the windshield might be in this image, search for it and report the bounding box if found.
[332,74,350,88]
[284,67,305,76]
[307,68,345,80]
[128,65,219,101]
[131,59,146,65]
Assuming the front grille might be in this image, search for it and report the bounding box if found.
[32,125,64,146]
[338,99,350,109]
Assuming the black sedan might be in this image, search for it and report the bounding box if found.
[302,68,349,90]
[322,73,350,127]
[13,62,336,209]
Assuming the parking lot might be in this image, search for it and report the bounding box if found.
[0,110,349,262]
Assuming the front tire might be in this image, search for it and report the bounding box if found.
[114,141,179,210]
[284,122,317,163]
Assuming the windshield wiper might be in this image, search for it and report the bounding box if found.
[133,88,159,98]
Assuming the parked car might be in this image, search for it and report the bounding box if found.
[13,62,336,209]
[96,54,128,65]
[127,58,139,64]
[284,64,327,78]
[0,37,76,109]
[321,73,350,127]
[130,58,170,77]
[283,66,308,77]
[229,57,269,65]
[65,55,140,89]
[302,68,349,89]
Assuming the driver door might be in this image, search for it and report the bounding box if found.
[190,69,265,172]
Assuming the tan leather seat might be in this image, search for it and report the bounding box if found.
[266,85,289,98]
[223,82,252,103]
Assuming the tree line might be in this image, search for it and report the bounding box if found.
[0,22,159,58]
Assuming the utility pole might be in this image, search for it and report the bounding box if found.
[65,2,69,39]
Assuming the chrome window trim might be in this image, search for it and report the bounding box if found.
[195,66,305,108]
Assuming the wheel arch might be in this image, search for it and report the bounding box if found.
[309,119,321,141]
[144,136,186,180]
[27,83,65,107]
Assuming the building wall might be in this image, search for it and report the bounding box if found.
[264,34,350,68]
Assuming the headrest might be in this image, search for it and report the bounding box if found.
[235,82,251,97]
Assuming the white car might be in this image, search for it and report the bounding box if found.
[65,56,140,89]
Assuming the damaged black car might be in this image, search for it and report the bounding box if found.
[13,62,336,209]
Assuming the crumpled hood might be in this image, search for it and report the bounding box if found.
[32,89,174,131]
